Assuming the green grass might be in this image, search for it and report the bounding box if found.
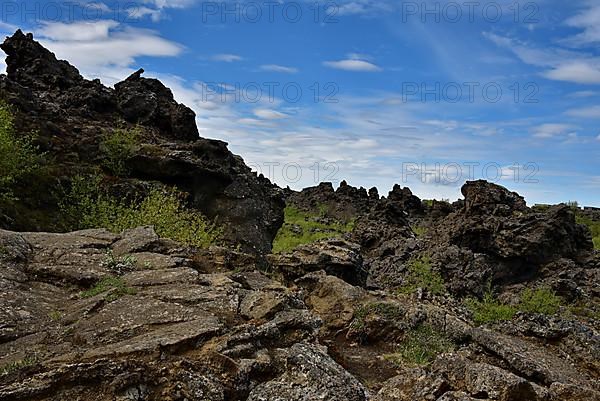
[398,256,445,296]
[101,250,137,273]
[467,286,564,325]
[385,325,454,367]
[100,128,140,176]
[0,100,41,200]
[0,355,39,376]
[576,215,600,250]
[60,175,221,248]
[272,206,354,253]
[81,277,136,302]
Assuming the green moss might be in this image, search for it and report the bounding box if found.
[59,175,221,248]
[100,127,140,176]
[0,100,42,200]
[398,256,445,296]
[81,277,136,302]
[272,206,354,253]
[385,325,454,367]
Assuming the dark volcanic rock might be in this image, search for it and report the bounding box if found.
[0,30,283,253]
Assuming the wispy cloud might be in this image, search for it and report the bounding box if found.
[323,56,382,72]
[566,105,600,118]
[259,64,298,74]
[531,123,576,138]
[253,108,288,120]
[211,54,243,62]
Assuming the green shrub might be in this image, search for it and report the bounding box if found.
[60,175,221,248]
[81,277,136,301]
[272,206,354,253]
[519,287,562,315]
[0,100,41,200]
[100,128,140,176]
[101,250,137,274]
[466,289,517,325]
[398,256,445,295]
[386,325,454,366]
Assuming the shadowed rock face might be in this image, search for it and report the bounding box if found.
[0,30,284,253]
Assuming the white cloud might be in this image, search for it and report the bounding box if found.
[531,123,576,138]
[253,108,288,120]
[564,4,600,46]
[211,54,243,62]
[323,59,382,72]
[38,20,119,41]
[127,6,163,22]
[543,62,600,84]
[259,64,298,74]
[566,105,600,118]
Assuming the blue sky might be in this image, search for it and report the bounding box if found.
[0,0,599,205]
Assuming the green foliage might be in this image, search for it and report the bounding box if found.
[398,256,445,295]
[60,175,221,248]
[466,289,517,325]
[467,286,564,325]
[100,128,140,176]
[519,287,562,315]
[412,226,427,238]
[576,215,600,250]
[0,355,39,376]
[81,277,136,302]
[48,311,62,322]
[272,206,354,253]
[101,250,137,274]
[351,302,405,331]
[386,325,454,367]
[0,100,41,200]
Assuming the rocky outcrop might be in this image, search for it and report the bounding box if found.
[0,30,284,253]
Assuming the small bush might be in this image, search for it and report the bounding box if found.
[386,325,454,366]
[81,277,136,301]
[398,256,445,295]
[0,100,41,200]
[272,206,354,253]
[466,289,517,325]
[60,175,221,248]
[519,287,562,315]
[100,128,140,176]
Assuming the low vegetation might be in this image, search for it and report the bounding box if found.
[467,286,563,325]
[412,226,427,238]
[60,175,221,248]
[576,215,600,250]
[0,355,39,376]
[101,250,137,274]
[100,127,140,176]
[272,205,355,253]
[398,256,445,295]
[386,325,454,367]
[351,302,405,332]
[81,277,136,302]
[0,100,42,200]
